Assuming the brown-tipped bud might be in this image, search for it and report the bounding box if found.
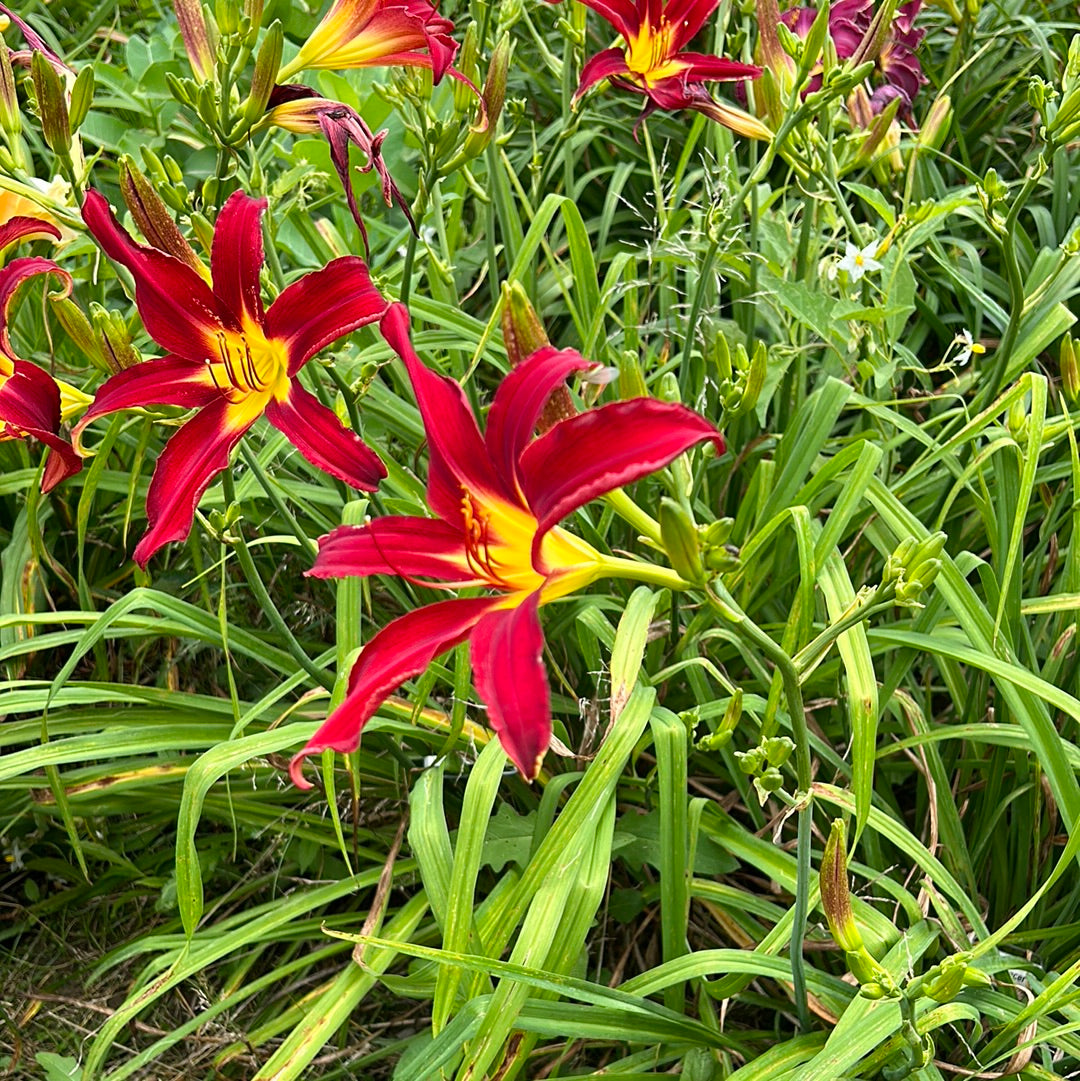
[820,819,862,954]
[31,50,70,156]
[173,0,214,82]
[479,35,509,134]
[756,0,796,80]
[502,281,550,364]
[119,157,203,273]
[0,36,20,136]
[501,282,575,431]
[1062,334,1080,404]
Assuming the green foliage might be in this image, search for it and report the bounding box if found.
[5,0,1080,1077]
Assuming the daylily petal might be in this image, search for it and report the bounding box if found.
[210,191,267,326]
[0,255,70,360]
[567,0,640,39]
[469,590,551,780]
[664,0,721,48]
[81,190,232,360]
[484,346,594,492]
[519,397,724,547]
[264,380,385,491]
[0,214,60,251]
[288,595,501,788]
[381,302,513,520]
[74,354,220,441]
[264,255,386,374]
[0,360,81,490]
[133,397,258,566]
[310,517,477,583]
[679,54,764,82]
[575,47,632,99]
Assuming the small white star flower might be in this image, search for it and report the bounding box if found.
[837,241,883,282]
[952,328,985,367]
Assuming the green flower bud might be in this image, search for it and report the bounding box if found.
[660,497,705,585]
[763,735,794,767]
[69,63,94,132]
[735,748,764,774]
[91,304,140,374]
[239,20,281,130]
[916,94,951,152]
[51,296,104,371]
[1062,334,1080,404]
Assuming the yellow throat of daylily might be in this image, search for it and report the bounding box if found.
[207,322,291,406]
[623,21,685,85]
[462,489,603,602]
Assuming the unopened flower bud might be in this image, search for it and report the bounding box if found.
[820,819,862,954]
[120,157,203,272]
[917,94,952,152]
[660,497,705,584]
[0,36,20,136]
[502,281,549,364]
[31,50,70,156]
[69,64,94,132]
[698,689,742,750]
[1062,334,1080,404]
[240,20,282,129]
[51,296,104,370]
[173,0,214,82]
[452,22,480,114]
[91,303,140,373]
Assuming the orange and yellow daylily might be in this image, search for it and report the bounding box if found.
[0,214,81,490]
[76,189,388,566]
[276,0,458,85]
[290,302,724,786]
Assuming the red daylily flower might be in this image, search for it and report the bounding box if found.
[76,189,389,567]
[0,215,81,490]
[290,302,724,787]
[276,0,459,85]
[568,0,767,135]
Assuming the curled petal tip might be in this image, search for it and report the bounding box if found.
[289,751,316,790]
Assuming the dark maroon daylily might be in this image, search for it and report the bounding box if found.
[290,301,724,787]
[264,84,413,253]
[0,215,81,490]
[75,189,389,567]
[566,0,768,136]
[783,0,926,113]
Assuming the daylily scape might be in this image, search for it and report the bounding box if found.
[290,302,724,785]
[75,189,388,566]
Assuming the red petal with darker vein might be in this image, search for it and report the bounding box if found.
[264,381,385,491]
[380,302,513,521]
[264,256,386,375]
[133,397,257,566]
[484,346,594,491]
[210,191,267,326]
[575,47,632,99]
[680,53,763,81]
[469,590,551,780]
[288,595,500,789]
[665,0,721,47]
[0,256,71,360]
[520,397,724,550]
[81,190,233,358]
[0,215,60,250]
[571,0,641,38]
[310,517,476,583]
[74,355,220,440]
